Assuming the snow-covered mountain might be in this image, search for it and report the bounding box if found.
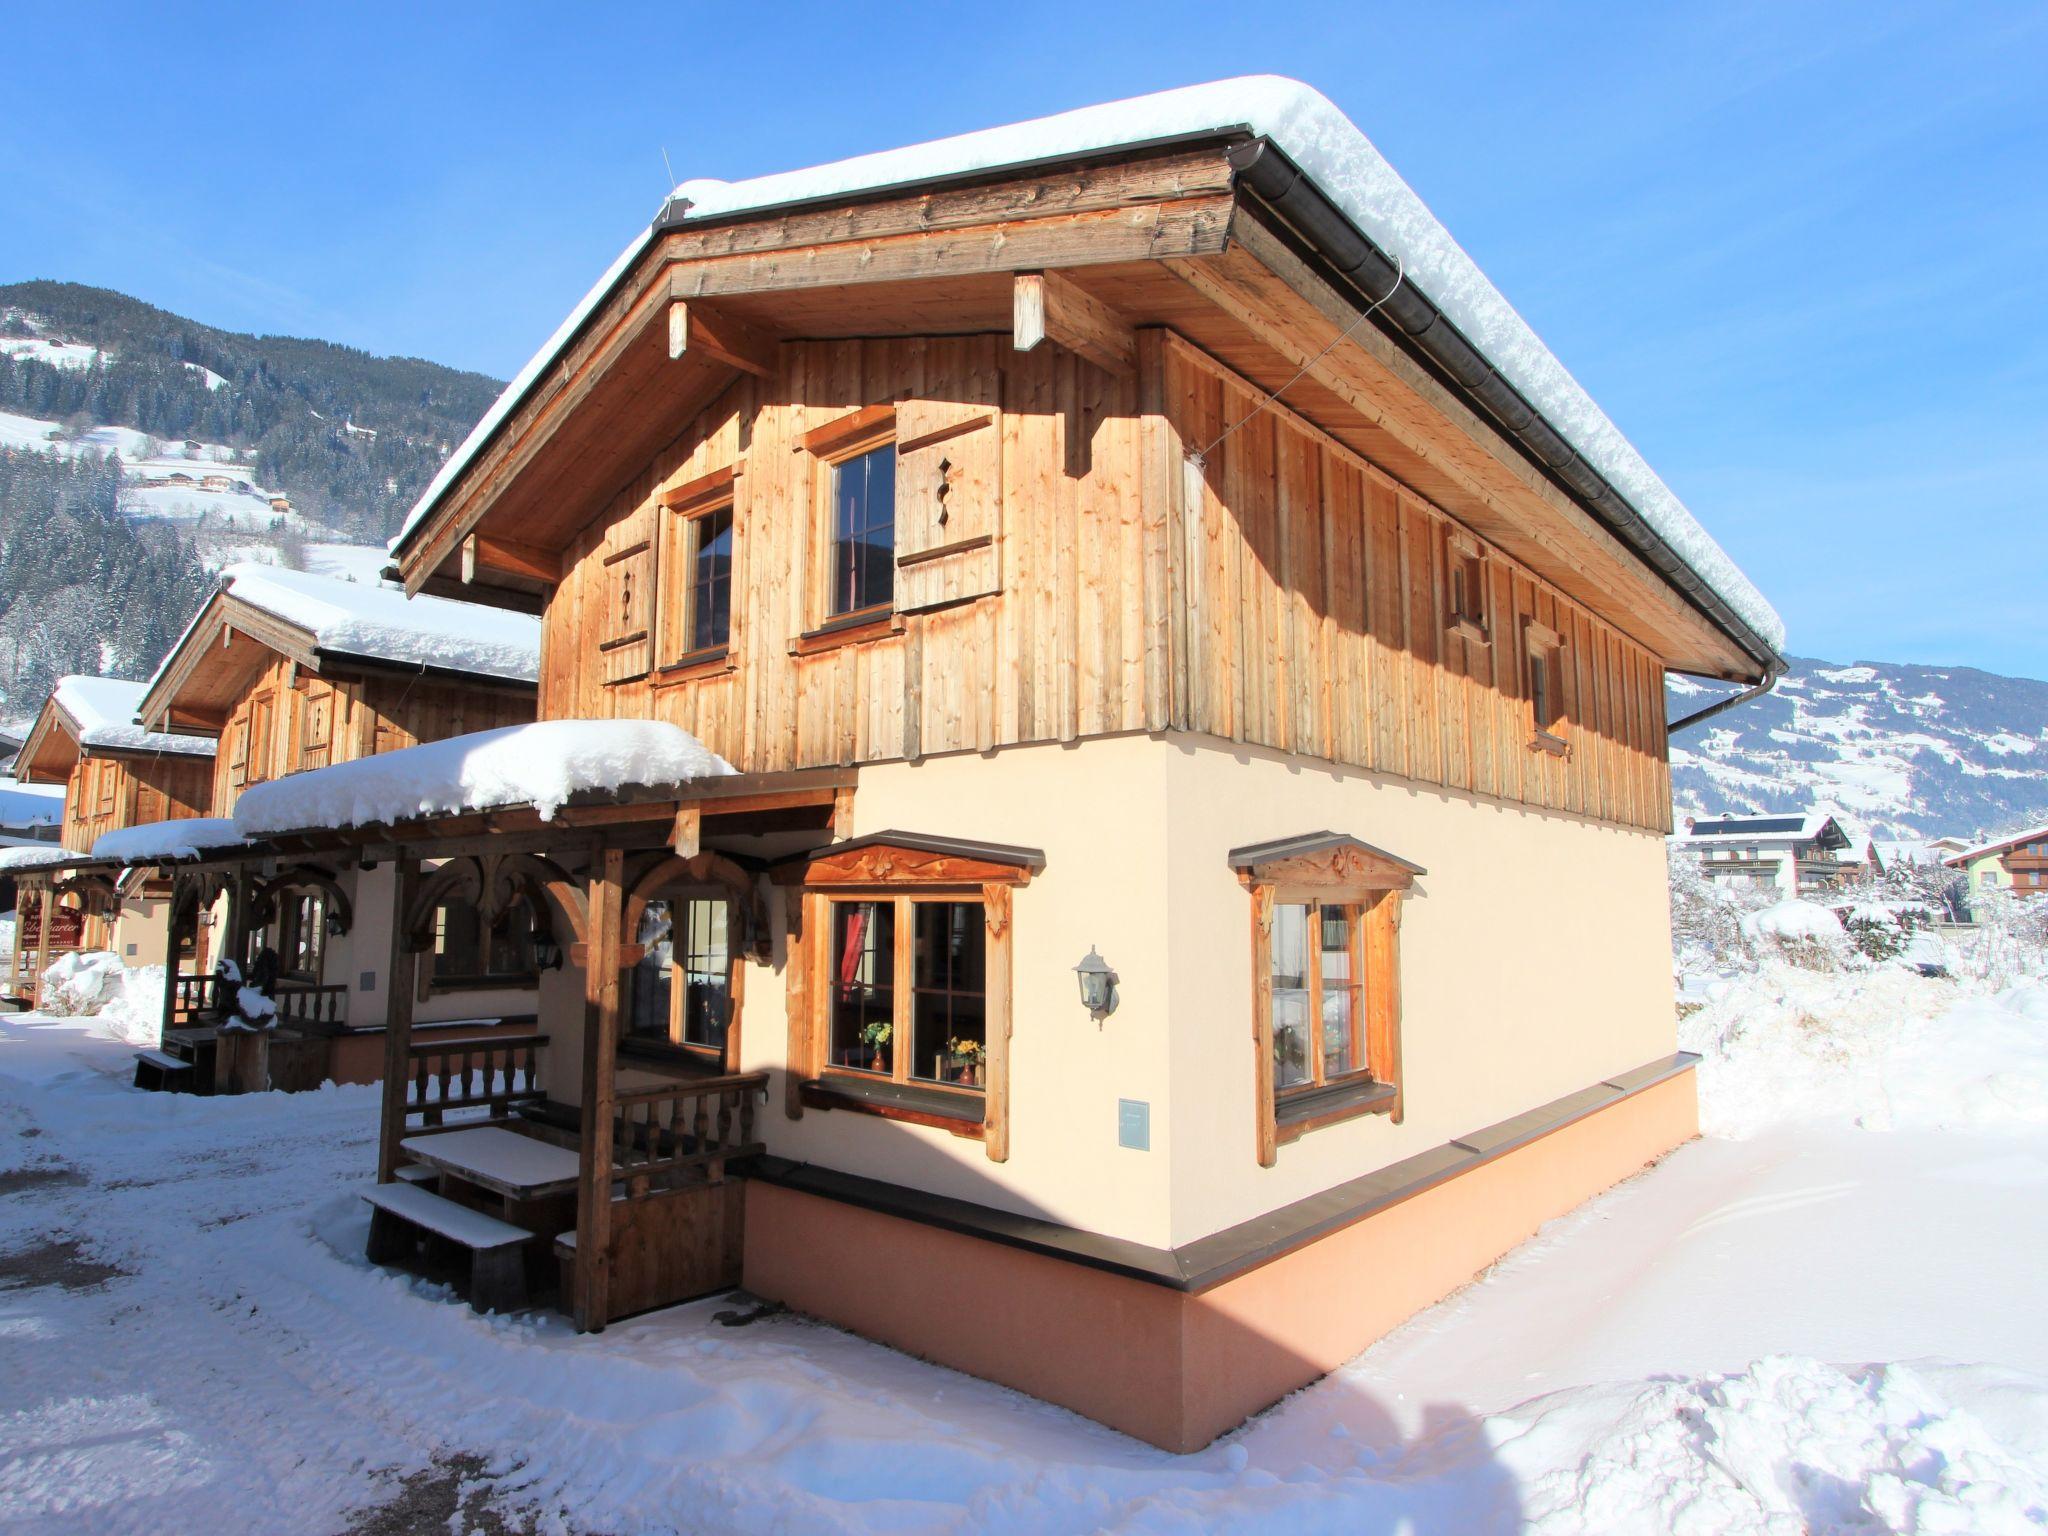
[1669,657,2048,841]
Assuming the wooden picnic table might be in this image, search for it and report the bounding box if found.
[400,1126,582,1203]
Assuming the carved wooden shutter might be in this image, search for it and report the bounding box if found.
[299,684,333,770]
[226,718,250,789]
[893,383,1002,614]
[601,538,655,682]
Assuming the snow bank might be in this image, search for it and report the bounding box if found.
[232,720,735,836]
[1498,1356,2048,1534]
[91,817,244,864]
[52,674,215,756]
[1679,966,2048,1137]
[1739,899,1843,942]
[95,963,168,1046]
[217,564,540,683]
[34,950,127,1017]
[397,77,1782,654]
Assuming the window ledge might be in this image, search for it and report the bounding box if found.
[1528,730,1570,758]
[617,1037,730,1075]
[653,645,733,686]
[792,609,901,657]
[1447,617,1490,646]
[1275,1076,1397,1143]
[801,1075,985,1138]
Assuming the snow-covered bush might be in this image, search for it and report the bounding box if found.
[98,964,167,1045]
[1667,852,1775,973]
[1837,903,1906,962]
[35,950,127,1016]
[1950,885,2048,989]
[1739,900,1850,971]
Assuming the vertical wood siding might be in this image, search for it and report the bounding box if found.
[538,332,1671,832]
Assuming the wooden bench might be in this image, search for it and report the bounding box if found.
[133,1049,195,1093]
[363,1182,532,1313]
[394,1163,439,1188]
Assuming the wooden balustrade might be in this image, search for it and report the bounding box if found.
[610,1072,768,1196]
[171,972,217,1022]
[405,1033,548,1130]
[273,982,349,1033]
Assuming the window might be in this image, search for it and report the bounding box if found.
[680,505,734,658]
[278,891,326,982]
[247,693,275,784]
[779,835,1036,1161]
[1524,621,1568,754]
[829,444,896,619]
[298,684,334,770]
[431,897,537,986]
[1446,534,1489,642]
[94,759,116,816]
[1232,833,1417,1165]
[627,894,733,1059]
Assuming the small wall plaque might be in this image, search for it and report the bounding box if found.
[359,970,377,992]
[1117,1098,1150,1151]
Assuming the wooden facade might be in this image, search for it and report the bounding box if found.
[536,328,1671,832]
[58,748,212,853]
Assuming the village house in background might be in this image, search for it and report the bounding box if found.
[1667,811,1862,894]
[1948,823,2048,898]
[4,675,214,1004]
[104,563,544,1092]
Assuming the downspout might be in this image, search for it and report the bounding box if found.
[1226,139,1786,685]
[1667,661,1784,737]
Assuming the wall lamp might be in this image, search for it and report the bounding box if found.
[1073,946,1119,1021]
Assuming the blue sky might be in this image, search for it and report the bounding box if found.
[3,1,2043,677]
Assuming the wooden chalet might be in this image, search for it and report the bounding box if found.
[114,564,544,1092]
[251,80,1782,1450]
[7,676,214,1005]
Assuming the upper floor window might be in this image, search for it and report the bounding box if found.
[246,693,275,785]
[684,505,734,656]
[829,444,896,619]
[1446,533,1489,643]
[1524,621,1568,755]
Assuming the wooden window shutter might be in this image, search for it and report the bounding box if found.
[299,685,333,769]
[893,389,1002,614]
[601,538,655,682]
[227,719,250,788]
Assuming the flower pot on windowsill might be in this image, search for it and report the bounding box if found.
[942,1051,984,1088]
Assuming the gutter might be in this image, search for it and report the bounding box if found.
[1667,664,1783,737]
[1226,139,1785,683]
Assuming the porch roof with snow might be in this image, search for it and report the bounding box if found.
[387,76,1781,682]
[16,675,218,784]
[137,564,542,735]
[89,817,247,866]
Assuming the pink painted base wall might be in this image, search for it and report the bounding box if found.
[744,1069,1698,1451]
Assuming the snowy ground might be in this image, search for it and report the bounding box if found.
[1,967,2044,1532]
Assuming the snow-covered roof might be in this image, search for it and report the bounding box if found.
[0,843,89,872]
[1669,812,1848,847]
[52,676,215,757]
[1948,822,2048,865]
[392,75,1782,655]
[0,777,64,827]
[90,817,245,865]
[231,720,735,838]
[217,565,541,683]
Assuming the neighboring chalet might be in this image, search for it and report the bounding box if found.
[1947,824,2048,899]
[171,80,1786,1450]
[1668,812,1860,895]
[108,564,544,1090]
[5,676,215,1003]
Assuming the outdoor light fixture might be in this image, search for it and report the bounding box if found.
[325,908,346,938]
[531,927,564,972]
[1073,946,1119,1021]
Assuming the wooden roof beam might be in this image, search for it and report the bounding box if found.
[667,300,777,377]
[1013,270,1135,377]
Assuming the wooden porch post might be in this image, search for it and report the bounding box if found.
[157,872,184,1039]
[28,877,53,1010]
[573,844,624,1332]
[376,853,419,1183]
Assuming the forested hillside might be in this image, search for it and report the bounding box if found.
[0,281,500,540]
[0,453,214,709]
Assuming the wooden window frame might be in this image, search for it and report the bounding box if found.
[776,837,1031,1162]
[277,889,327,984]
[1523,620,1570,756]
[297,682,334,770]
[426,895,540,995]
[620,886,744,1073]
[1236,837,1416,1166]
[617,852,758,1078]
[802,406,898,639]
[656,465,742,680]
[1446,532,1490,645]
[246,692,276,785]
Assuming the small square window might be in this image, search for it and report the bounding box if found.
[1446,536,1488,642]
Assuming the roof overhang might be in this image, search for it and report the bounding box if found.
[14,697,81,784]
[393,136,1773,681]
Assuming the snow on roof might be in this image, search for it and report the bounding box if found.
[218,565,541,683]
[393,75,1782,654]
[1948,822,2048,865]
[0,777,64,827]
[52,676,215,757]
[1671,812,1841,844]
[0,843,89,872]
[91,817,245,865]
[231,720,736,838]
